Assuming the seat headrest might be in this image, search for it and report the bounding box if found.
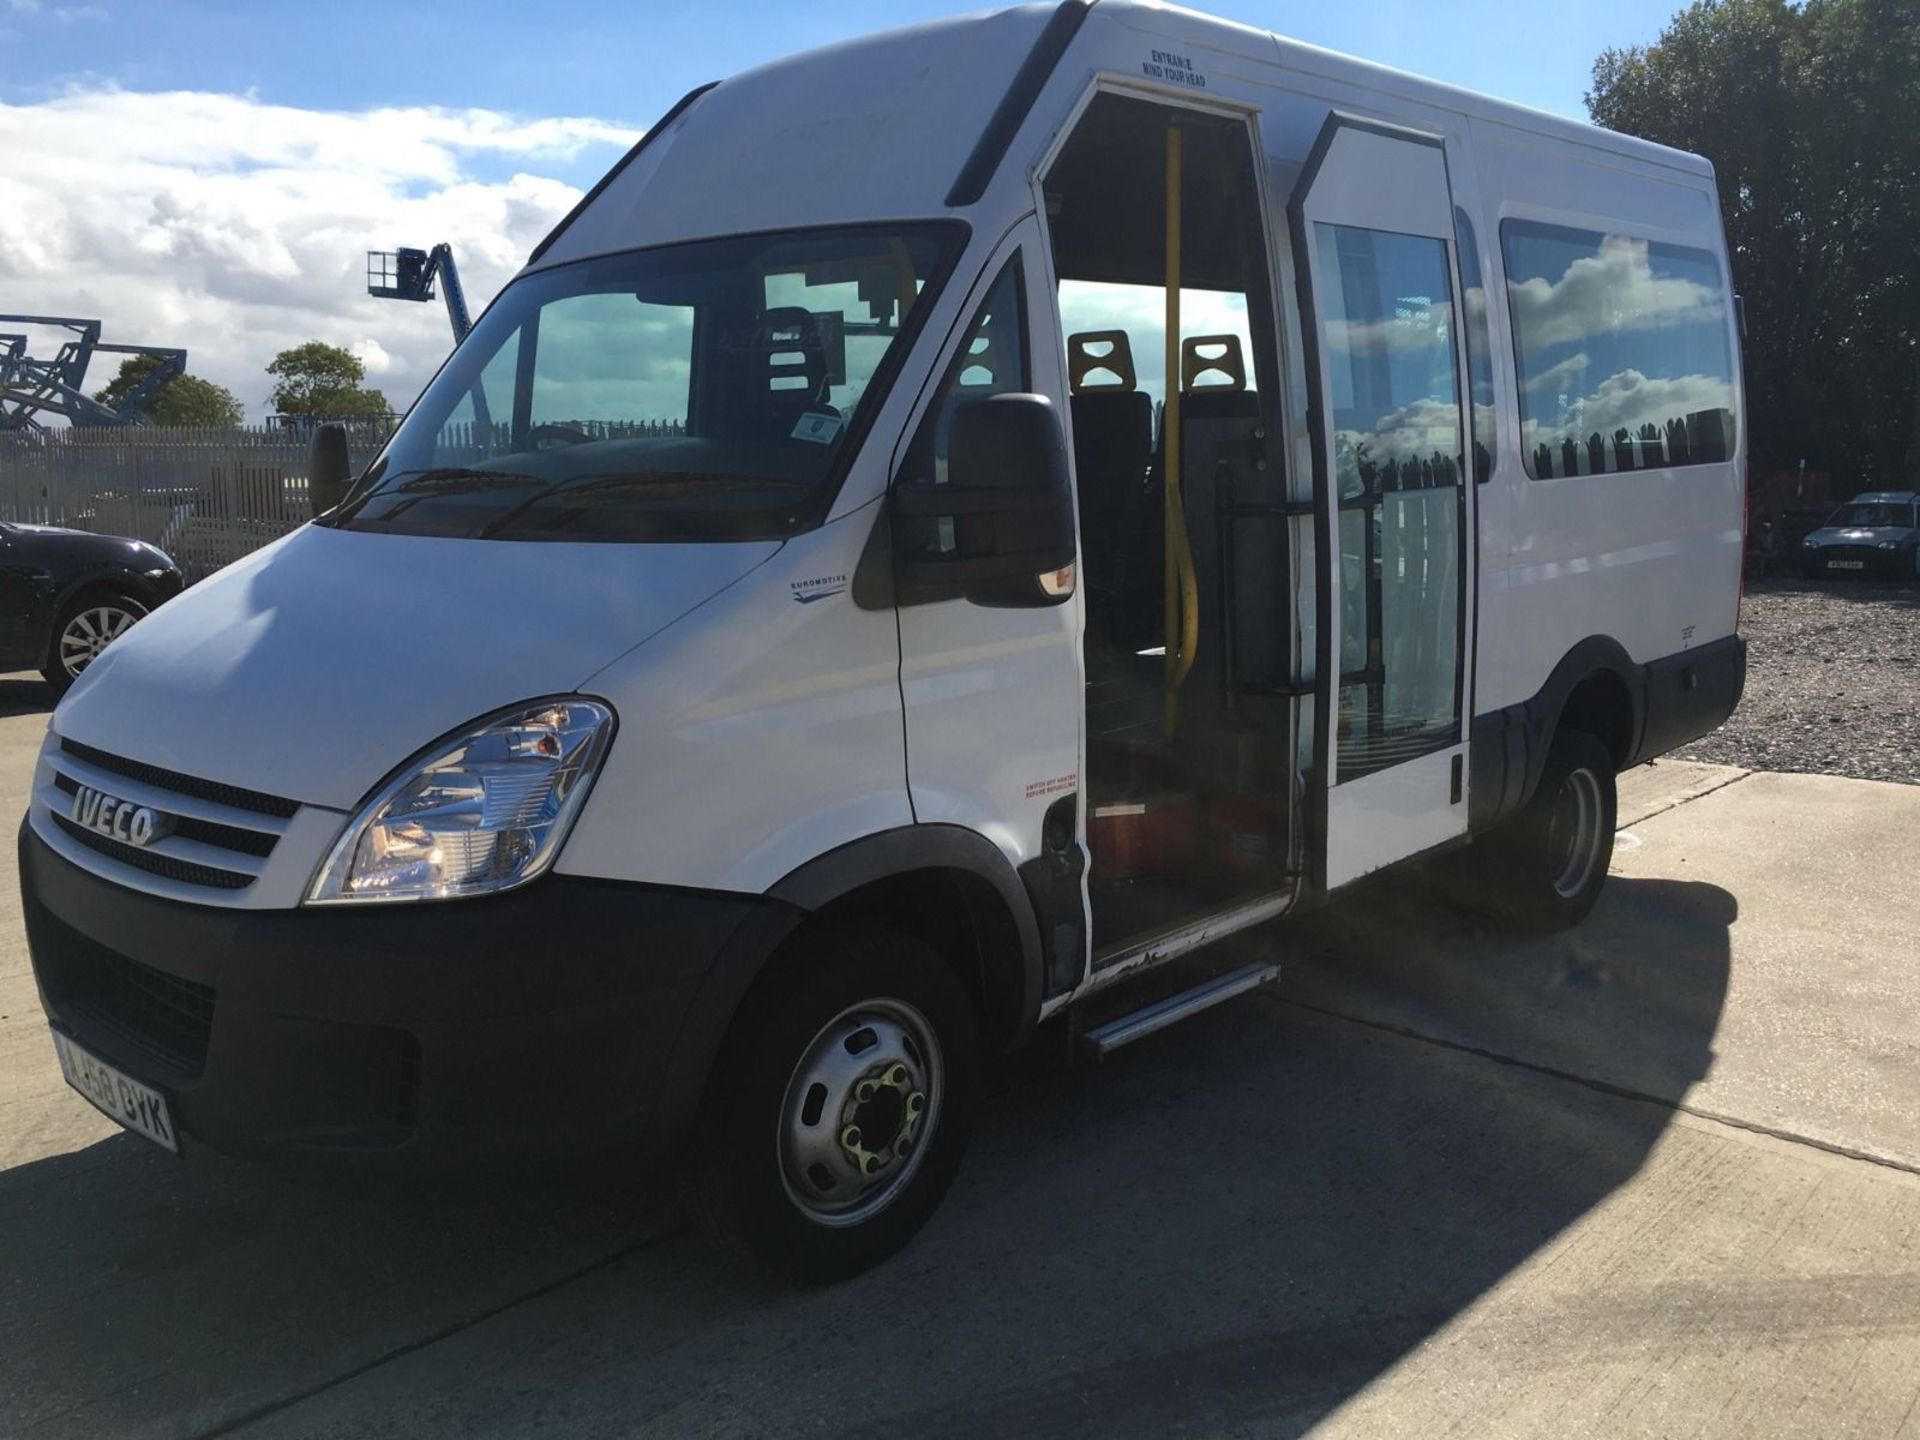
[1181,334,1247,393]
[1067,330,1138,394]
[759,306,830,405]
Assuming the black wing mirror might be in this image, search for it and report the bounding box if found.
[307,423,353,518]
[888,393,1077,607]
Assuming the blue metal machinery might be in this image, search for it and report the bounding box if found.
[0,316,186,431]
[367,244,472,343]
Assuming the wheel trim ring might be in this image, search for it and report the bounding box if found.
[58,605,139,678]
[1548,767,1605,899]
[775,997,944,1229]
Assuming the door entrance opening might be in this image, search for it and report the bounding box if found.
[1043,92,1295,953]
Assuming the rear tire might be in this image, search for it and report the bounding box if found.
[1481,729,1617,931]
[42,592,148,695]
[683,924,979,1284]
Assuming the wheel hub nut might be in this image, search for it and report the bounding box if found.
[838,1061,926,1178]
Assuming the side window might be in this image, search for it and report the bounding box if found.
[901,255,1029,488]
[1454,208,1497,483]
[1502,219,1737,479]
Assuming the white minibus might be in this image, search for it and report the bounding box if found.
[23,0,1746,1279]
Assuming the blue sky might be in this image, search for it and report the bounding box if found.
[0,0,1691,420]
[5,0,1681,181]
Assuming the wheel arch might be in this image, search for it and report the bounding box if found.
[1470,635,1644,834]
[653,825,1044,1152]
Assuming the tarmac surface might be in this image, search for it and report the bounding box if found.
[1,673,1916,1439]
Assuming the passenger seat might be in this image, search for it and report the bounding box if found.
[1066,331,1156,649]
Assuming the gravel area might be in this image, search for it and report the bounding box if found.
[1677,577,1920,785]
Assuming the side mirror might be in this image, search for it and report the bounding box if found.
[307,423,352,517]
[888,393,1077,607]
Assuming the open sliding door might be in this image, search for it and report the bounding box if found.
[1291,117,1476,891]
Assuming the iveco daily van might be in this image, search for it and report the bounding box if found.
[23,0,1747,1279]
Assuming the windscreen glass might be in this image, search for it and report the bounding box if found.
[329,225,960,542]
[1828,503,1912,528]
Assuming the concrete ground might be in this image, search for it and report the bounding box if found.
[1,675,1917,1439]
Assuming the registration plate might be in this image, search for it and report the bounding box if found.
[52,1032,178,1153]
[1828,560,1866,570]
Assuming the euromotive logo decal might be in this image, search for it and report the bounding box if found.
[791,574,849,605]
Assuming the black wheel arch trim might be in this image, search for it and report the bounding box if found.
[1470,632,1745,833]
[766,824,1045,1039]
[653,825,1046,1156]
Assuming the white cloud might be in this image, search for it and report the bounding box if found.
[0,87,639,420]
[1525,350,1590,395]
[1508,235,1722,351]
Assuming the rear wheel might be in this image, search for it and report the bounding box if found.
[43,593,147,694]
[1481,729,1617,931]
[683,924,979,1284]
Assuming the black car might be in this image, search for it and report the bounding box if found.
[1795,492,1920,580]
[0,523,185,693]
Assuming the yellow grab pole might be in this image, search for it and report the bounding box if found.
[1162,124,1200,737]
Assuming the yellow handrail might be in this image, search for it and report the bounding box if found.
[1162,124,1200,737]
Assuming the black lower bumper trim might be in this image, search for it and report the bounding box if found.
[20,822,798,1179]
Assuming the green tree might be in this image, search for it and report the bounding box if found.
[265,341,392,420]
[1588,0,1920,487]
[92,354,244,427]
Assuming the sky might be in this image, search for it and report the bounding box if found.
[0,0,1692,422]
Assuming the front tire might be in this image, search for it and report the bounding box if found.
[43,592,148,694]
[1482,729,1617,931]
[684,925,979,1284]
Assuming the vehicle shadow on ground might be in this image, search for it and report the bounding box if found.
[0,676,55,719]
[0,876,1733,1439]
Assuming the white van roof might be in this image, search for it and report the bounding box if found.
[531,0,1712,270]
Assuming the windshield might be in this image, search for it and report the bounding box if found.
[1827,502,1914,528]
[328,224,963,542]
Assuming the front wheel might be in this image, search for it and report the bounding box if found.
[683,925,979,1284]
[43,593,148,694]
[1481,729,1618,931]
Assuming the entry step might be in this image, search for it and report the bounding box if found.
[1078,961,1280,1059]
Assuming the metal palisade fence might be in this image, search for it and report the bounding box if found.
[0,422,396,583]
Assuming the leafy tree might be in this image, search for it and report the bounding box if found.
[265,341,392,420]
[1589,0,1920,487]
[92,354,244,427]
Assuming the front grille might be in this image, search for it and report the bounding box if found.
[51,773,279,857]
[52,813,255,890]
[36,909,216,1078]
[59,738,299,819]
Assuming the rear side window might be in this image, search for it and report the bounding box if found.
[1501,219,1736,479]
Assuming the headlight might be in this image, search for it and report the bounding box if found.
[309,699,614,905]
[1877,540,1899,550]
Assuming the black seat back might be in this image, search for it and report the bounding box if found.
[1067,331,1156,649]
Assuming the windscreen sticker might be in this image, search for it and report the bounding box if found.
[791,411,844,444]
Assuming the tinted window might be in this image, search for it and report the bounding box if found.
[1502,220,1736,480]
[1454,208,1496,483]
[332,225,960,543]
[1315,223,1466,779]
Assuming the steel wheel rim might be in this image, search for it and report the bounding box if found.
[58,604,139,679]
[1547,767,1605,899]
[777,997,943,1228]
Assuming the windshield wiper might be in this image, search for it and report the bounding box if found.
[475,472,789,539]
[392,467,547,492]
[337,467,549,526]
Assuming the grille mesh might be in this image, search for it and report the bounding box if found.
[37,912,216,1078]
[59,738,299,819]
[51,773,279,857]
[52,813,254,890]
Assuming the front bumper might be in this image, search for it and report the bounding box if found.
[20,823,796,1180]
